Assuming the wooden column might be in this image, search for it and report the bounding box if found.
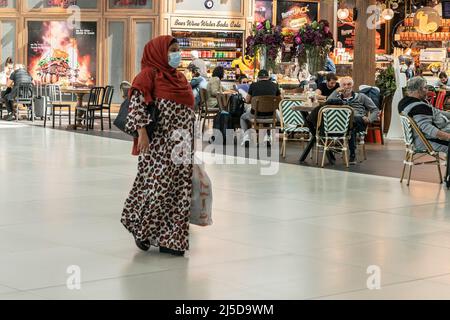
[319,0,336,34]
[352,0,376,88]
[159,0,171,36]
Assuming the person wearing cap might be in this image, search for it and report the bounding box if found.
[189,50,207,78]
[240,69,281,146]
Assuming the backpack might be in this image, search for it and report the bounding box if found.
[211,110,233,144]
[227,93,245,118]
[359,86,381,109]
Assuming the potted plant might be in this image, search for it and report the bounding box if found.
[294,20,334,76]
[375,65,396,134]
[245,20,285,72]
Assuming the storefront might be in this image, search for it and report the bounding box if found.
[0,0,158,103]
[393,3,450,85]
[160,0,253,83]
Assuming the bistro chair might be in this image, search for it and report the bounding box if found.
[315,105,354,168]
[14,83,34,122]
[75,87,105,131]
[199,88,219,133]
[278,99,310,158]
[102,85,114,129]
[45,84,71,128]
[399,115,444,186]
[250,95,281,145]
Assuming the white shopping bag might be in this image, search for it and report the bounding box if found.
[190,160,213,226]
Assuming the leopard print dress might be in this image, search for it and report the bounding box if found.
[121,93,195,251]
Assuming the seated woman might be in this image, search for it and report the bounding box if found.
[206,66,225,109]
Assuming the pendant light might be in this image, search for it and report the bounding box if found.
[382,1,394,21]
[337,0,350,21]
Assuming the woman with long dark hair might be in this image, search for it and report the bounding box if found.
[121,36,195,256]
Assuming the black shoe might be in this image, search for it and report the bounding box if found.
[159,246,185,256]
[349,154,356,165]
[135,238,150,251]
[326,152,335,165]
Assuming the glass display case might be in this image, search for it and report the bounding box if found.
[173,30,243,81]
[273,61,301,90]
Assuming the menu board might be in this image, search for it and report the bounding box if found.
[276,1,319,33]
[254,0,273,23]
[443,1,450,19]
[27,21,97,86]
[337,22,355,49]
[338,20,386,52]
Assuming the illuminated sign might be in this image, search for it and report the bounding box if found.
[171,17,245,30]
[414,7,441,34]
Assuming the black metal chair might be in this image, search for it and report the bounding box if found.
[14,83,34,121]
[75,87,105,131]
[102,85,114,129]
[0,96,7,119]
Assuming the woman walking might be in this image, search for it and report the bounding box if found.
[121,35,195,256]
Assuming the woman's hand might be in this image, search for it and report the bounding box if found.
[137,128,150,153]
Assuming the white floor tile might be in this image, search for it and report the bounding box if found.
[2,123,450,299]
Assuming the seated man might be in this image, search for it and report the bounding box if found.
[5,64,33,121]
[399,77,450,153]
[307,76,379,164]
[190,67,207,109]
[315,73,340,100]
[437,72,450,90]
[240,69,281,146]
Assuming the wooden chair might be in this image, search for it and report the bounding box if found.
[399,115,444,186]
[315,105,354,168]
[199,88,219,133]
[278,99,310,158]
[45,84,71,128]
[75,87,105,131]
[250,95,281,144]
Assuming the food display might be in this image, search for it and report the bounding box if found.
[36,49,75,84]
[277,75,300,89]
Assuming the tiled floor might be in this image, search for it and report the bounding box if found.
[2,120,450,299]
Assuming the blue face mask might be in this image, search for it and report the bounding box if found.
[168,51,182,69]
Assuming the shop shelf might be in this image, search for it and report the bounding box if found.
[180,47,240,50]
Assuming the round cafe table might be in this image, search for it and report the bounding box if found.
[60,87,91,129]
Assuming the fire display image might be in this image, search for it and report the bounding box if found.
[28,21,97,86]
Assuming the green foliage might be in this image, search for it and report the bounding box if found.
[376,65,397,97]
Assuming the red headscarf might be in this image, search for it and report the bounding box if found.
[129,35,194,156]
[129,35,194,108]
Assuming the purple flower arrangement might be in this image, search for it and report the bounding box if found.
[295,20,334,57]
[245,20,285,69]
